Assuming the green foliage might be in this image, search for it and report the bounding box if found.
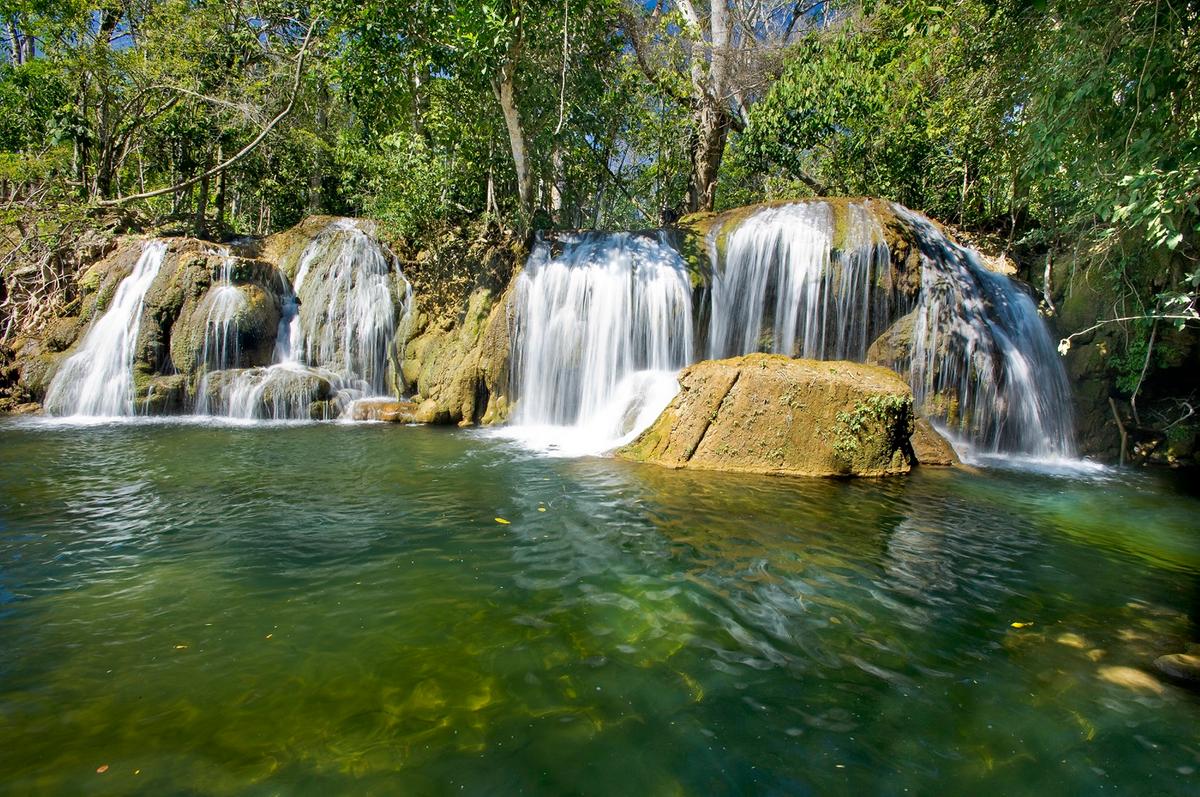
[832,393,909,460]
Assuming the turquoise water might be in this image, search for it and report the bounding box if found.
[0,419,1198,795]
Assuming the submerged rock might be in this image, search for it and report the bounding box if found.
[618,354,916,477]
[1153,653,1200,687]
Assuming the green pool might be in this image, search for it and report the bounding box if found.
[1,419,1197,794]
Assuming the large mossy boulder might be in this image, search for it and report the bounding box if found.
[618,354,917,477]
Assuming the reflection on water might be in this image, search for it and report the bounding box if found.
[0,419,1197,794]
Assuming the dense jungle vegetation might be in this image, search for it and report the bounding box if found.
[1,0,1198,445]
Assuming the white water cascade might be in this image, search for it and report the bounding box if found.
[44,240,169,417]
[708,202,893,362]
[192,251,246,415]
[893,206,1075,457]
[208,221,408,420]
[506,200,1075,460]
[704,201,1074,458]
[506,232,694,454]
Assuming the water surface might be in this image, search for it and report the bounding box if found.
[1,420,1197,794]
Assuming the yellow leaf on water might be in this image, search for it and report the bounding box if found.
[174,644,188,650]
[96,765,108,774]
[1010,622,1033,629]
[495,517,511,525]
[265,634,273,639]
[537,507,546,512]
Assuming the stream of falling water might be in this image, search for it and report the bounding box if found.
[502,232,694,455]
[192,250,244,416]
[505,201,1076,460]
[44,240,169,418]
[893,206,1075,458]
[208,221,408,420]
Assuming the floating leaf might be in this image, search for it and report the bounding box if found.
[1010,621,1034,629]
[96,765,108,774]
[494,517,511,525]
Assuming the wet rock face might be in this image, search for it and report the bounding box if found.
[168,280,283,377]
[619,354,917,477]
[911,417,960,466]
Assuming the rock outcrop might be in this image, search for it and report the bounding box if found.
[618,354,917,477]
[398,280,515,426]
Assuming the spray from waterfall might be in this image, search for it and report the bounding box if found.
[44,241,169,417]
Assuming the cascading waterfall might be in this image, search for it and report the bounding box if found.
[506,200,1075,460]
[708,202,894,362]
[506,232,694,454]
[892,206,1074,458]
[44,240,169,417]
[207,220,408,420]
[192,251,245,415]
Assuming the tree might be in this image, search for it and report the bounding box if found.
[623,0,834,212]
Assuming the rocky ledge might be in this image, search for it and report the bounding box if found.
[618,354,950,478]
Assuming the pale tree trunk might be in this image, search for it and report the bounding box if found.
[676,0,733,213]
[491,44,534,218]
[8,22,22,64]
[550,145,564,223]
[688,99,731,212]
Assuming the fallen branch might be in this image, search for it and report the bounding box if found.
[1057,312,1197,355]
[96,16,321,207]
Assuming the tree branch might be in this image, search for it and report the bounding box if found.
[96,16,320,207]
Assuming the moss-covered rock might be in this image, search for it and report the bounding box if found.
[619,354,916,477]
[138,374,187,415]
[399,274,517,426]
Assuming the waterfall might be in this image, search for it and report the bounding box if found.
[192,252,245,415]
[708,202,893,362]
[505,200,1074,460]
[893,207,1075,457]
[506,232,694,454]
[205,221,408,420]
[45,241,169,417]
[704,201,1074,458]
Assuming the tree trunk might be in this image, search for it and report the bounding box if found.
[550,145,564,223]
[677,0,732,213]
[195,161,210,238]
[492,53,533,218]
[8,23,22,65]
[215,144,227,230]
[687,98,730,213]
[308,85,328,215]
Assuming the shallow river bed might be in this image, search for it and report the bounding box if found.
[1,419,1198,794]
